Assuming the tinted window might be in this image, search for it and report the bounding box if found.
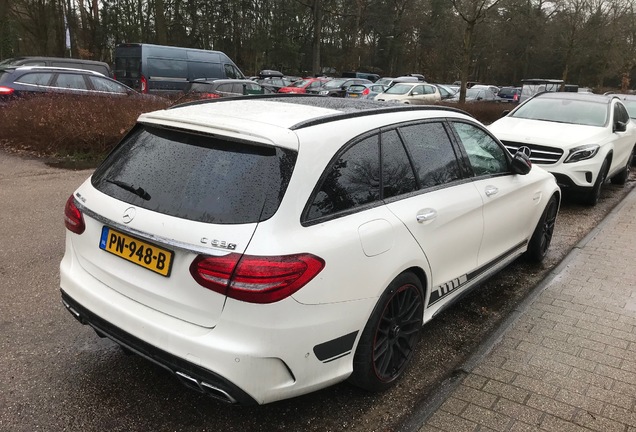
[189,61,222,80]
[54,73,88,89]
[115,57,141,78]
[224,64,242,79]
[307,135,380,220]
[15,72,53,86]
[92,126,297,224]
[452,122,508,176]
[89,76,128,93]
[400,122,462,188]
[381,130,417,198]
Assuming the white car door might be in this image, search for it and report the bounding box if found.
[610,101,636,173]
[381,123,484,305]
[449,121,541,267]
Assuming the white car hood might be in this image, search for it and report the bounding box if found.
[488,117,608,148]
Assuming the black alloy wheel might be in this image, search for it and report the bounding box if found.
[349,273,424,392]
[584,158,609,206]
[527,194,559,262]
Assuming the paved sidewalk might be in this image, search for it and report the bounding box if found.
[418,188,636,432]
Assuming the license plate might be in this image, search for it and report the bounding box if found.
[99,226,174,277]
[349,94,359,98]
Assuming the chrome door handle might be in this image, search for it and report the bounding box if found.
[485,186,499,197]
[416,209,437,223]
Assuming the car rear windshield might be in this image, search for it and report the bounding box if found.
[92,125,297,224]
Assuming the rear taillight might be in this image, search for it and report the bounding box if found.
[204,93,221,99]
[362,88,370,96]
[513,93,519,101]
[140,75,148,93]
[64,195,85,234]
[0,86,15,95]
[190,253,325,304]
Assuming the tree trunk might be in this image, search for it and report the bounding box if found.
[459,20,475,102]
[155,0,167,45]
[312,0,322,76]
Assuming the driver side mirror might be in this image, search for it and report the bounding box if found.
[511,151,532,175]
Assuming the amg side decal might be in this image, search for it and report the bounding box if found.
[429,275,468,305]
[427,240,528,308]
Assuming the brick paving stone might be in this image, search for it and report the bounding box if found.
[481,380,529,404]
[460,404,512,432]
[603,405,636,428]
[493,398,542,424]
[426,410,478,432]
[453,384,498,409]
[555,389,605,416]
[572,409,626,432]
[526,393,577,420]
[579,347,622,368]
[418,190,636,432]
[439,396,469,415]
[540,414,595,432]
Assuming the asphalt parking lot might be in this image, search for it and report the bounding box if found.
[1,150,634,432]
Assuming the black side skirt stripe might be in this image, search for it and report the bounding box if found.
[427,240,527,307]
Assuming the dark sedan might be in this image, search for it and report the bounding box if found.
[306,78,372,97]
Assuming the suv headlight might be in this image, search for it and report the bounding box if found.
[564,144,600,163]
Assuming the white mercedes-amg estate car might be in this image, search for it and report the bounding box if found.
[60,95,560,405]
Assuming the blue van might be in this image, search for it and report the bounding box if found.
[114,43,244,94]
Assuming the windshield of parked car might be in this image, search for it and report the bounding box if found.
[321,78,348,89]
[291,79,313,88]
[385,84,413,95]
[621,100,636,118]
[511,98,608,127]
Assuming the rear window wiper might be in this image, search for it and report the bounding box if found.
[105,179,151,201]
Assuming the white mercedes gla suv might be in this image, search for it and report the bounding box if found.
[61,96,560,405]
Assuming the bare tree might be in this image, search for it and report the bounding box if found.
[451,0,502,102]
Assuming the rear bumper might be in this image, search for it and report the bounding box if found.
[61,290,256,405]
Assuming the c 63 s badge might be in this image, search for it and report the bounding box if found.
[200,238,237,250]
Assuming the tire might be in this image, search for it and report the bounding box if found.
[583,158,609,206]
[348,272,424,392]
[526,194,559,263]
[611,148,634,185]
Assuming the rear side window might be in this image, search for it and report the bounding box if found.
[399,122,462,188]
[15,72,53,86]
[92,126,297,224]
[306,135,380,220]
[89,76,127,93]
[54,73,88,89]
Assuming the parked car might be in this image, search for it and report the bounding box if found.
[488,92,636,205]
[344,83,387,99]
[434,84,459,100]
[61,95,559,405]
[277,77,328,94]
[374,82,442,104]
[341,71,380,82]
[256,77,297,92]
[497,86,521,103]
[0,65,147,102]
[306,77,372,97]
[447,87,498,103]
[0,56,112,77]
[180,78,273,101]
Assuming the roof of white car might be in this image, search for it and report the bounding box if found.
[138,95,472,148]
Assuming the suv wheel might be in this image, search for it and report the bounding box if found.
[583,158,609,206]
